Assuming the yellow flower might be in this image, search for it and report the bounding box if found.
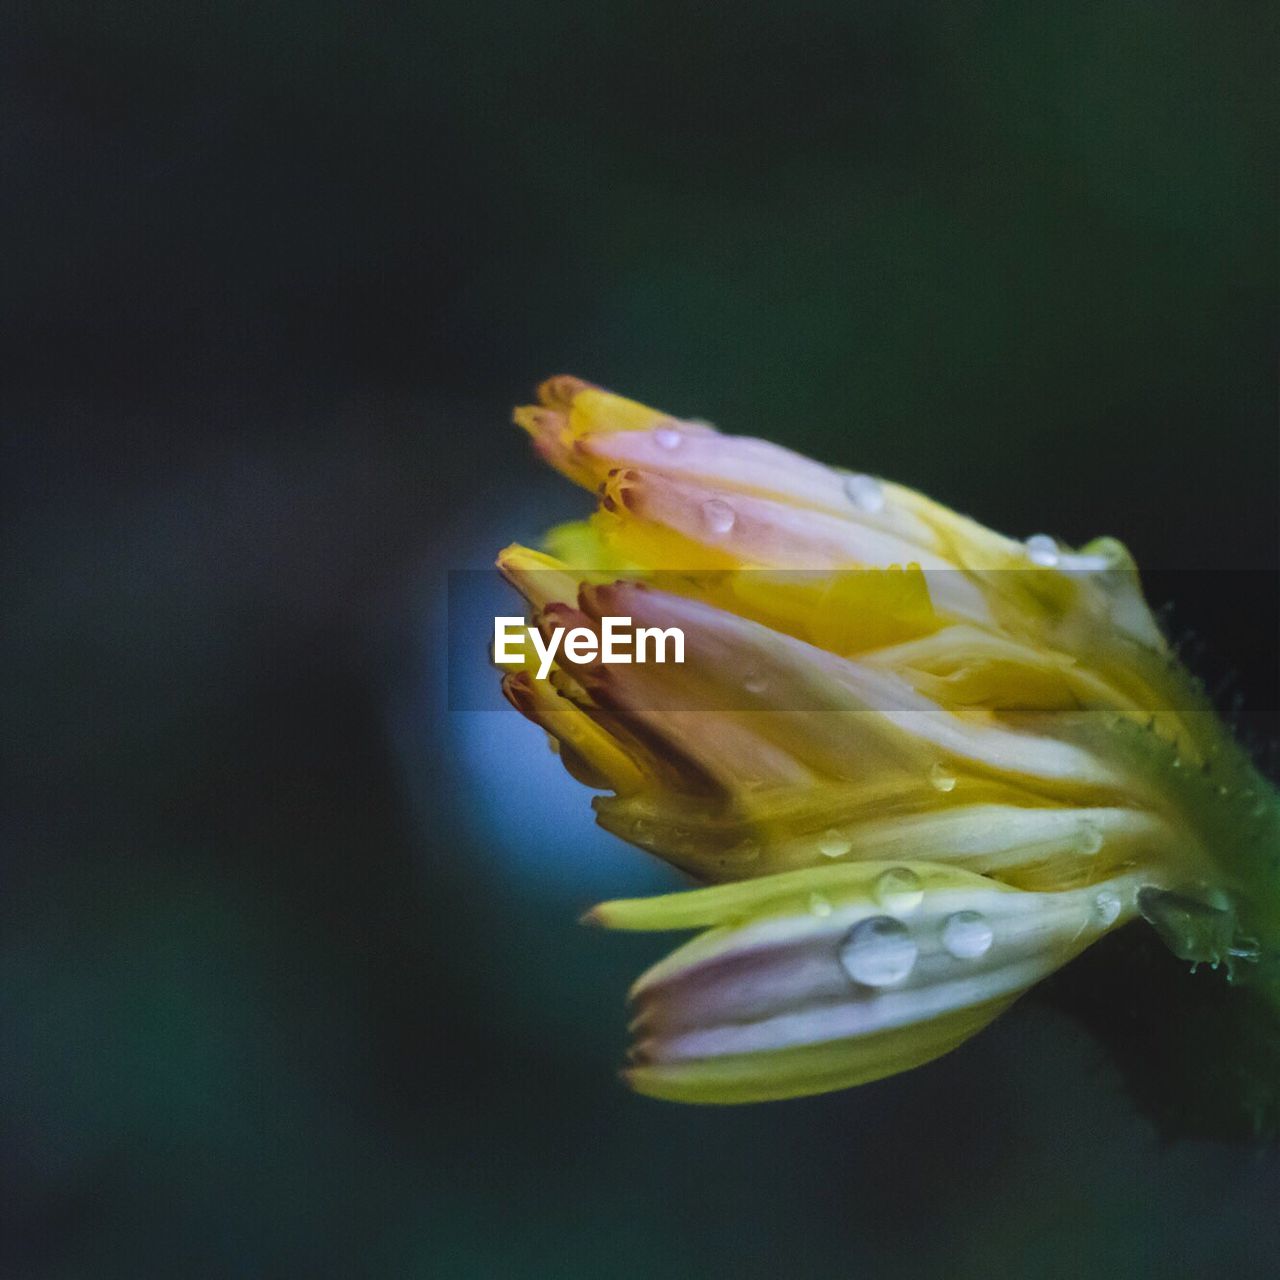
[497,376,1280,1103]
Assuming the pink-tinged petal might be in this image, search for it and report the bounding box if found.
[514,378,699,487]
[612,470,945,570]
[626,1001,1008,1104]
[570,582,1123,793]
[602,470,996,625]
[526,599,814,797]
[596,861,1144,1103]
[581,429,938,543]
[555,589,921,793]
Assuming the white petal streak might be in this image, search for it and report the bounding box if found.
[631,874,1141,1065]
[647,958,1054,1062]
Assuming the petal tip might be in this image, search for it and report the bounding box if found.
[538,374,594,408]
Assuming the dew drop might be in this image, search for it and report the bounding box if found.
[843,473,885,513]
[941,910,994,959]
[701,498,737,535]
[808,892,833,918]
[743,670,768,696]
[818,829,852,859]
[653,425,683,450]
[874,866,925,914]
[928,763,957,793]
[1078,537,1128,572]
[1092,889,1122,927]
[732,839,761,863]
[1025,534,1060,567]
[839,917,917,987]
[1075,820,1104,855]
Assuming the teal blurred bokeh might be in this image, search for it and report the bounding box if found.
[3,2,1277,1276]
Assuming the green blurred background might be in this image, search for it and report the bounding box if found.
[3,2,1278,1276]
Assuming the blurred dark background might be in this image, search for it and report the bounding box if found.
[3,3,1278,1277]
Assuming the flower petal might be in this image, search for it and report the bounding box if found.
[592,861,1142,1103]
[568,582,1124,793]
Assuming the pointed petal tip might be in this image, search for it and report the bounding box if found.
[512,403,564,436]
[579,903,607,927]
[583,897,664,931]
[538,374,594,408]
[620,1064,698,1105]
[495,542,562,575]
[500,668,532,704]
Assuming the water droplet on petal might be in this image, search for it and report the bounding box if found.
[843,473,885,513]
[818,829,852,858]
[1076,537,1128,572]
[1025,534,1060,567]
[701,498,736,535]
[808,892,833,918]
[1076,820,1104,855]
[941,910,994,959]
[928,763,957,793]
[653,425,683,450]
[874,867,925,914]
[743,670,768,696]
[732,839,761,863]
[839,917,917,987]
[1092,889,1122,927]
